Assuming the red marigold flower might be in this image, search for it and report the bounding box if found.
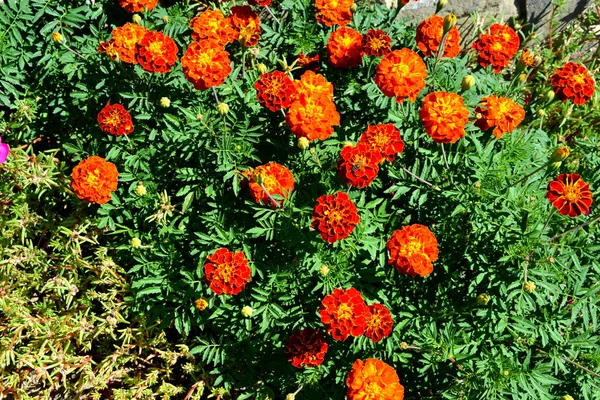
[551,62,596,105]
[387,224,439,277]
[359,124,405,163]
[242,162,295,207]
[319,288,369,341]
[346,358,405,400]
[99,23,149,64]
[547,173,593,217]
[337,143,380,188]
[362,29,392,57]
[315,0,354,27]
[294,70,334,100]
[229,6,261,47]
[364,303,394,343]
[327,27,363,69]
[249,0,271,6]
[374,48,427,103]
[296,52,320,71]
[118,0,158,13]
[190,9,237,46]
[182,40,232,90]
[204,248,252,295]
[416,15,460,58]
[474,95,525,139]
[472,24,520,73]
[255,71,297,111]
[286,328,329,368]
[286,94,340,141]
[419,91,470,144]
[135,31,178,73]
[97,104,134,136]
[311,192,360,243]
[71,156,119,205]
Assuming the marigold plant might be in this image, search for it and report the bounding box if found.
[204,248,252,295]
[419,91,470,144]
[387,224,439,277]
[346,358,405,400]
[311,191,360,243]
[97,103,134,136]
[71,156,119,205]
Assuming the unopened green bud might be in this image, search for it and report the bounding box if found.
[135,182,147,196]
[549,146,570,163]
[132,14,142,24]
[131,237,142,248]
[241,306,254,317]
[436,0,448,13]
[476,293,490,305]
[461,75,475,91]
[546,90,555,102]
[297,137,310,150]
[257,63,268,74]
[560,395,574,400]
[443,14,457,33]
[523,281,536,293]
[217,102,229,115]
[160,97,170,108]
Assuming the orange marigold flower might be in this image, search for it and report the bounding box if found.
[362,29,392,57]
[416,15,460,58]
[315,0,354,27]
[286,94,340,141]
[319,288,369,341]
[182,40,232,91]
[286,328,329,368]
[374,48,427,103]
[97,104,134,136]
[520,49,536,67]
[327,27,363,69]
[229,6,261,47]
[118,0,158,13]
[243,162,295,207]
[135,31,178,73]
[99,23,149,64]
[551,62,596,105]
[71,156,119,205]
[294,70,334,100]
[387,224,439,277]
[337,143,380,188]
[190,9,236,46]
[347,358,405,400]
[474,95,525,139]
[296,52,320,72]
[364,304,394,343]
[359,124,405,163]
[472,24,520,73]
[312,192,360,243]
[98,40,119,60]
[204,248,251,295]
[419,91,470,144]
[547,173,593,217]
[255,71,297,111]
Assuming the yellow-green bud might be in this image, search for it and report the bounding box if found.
[160,97,170,108]
[319,265,330,276]
[461,75,475,91]
[503,370,509,376]
[51,32,63,43]
[443,14,457,33]
[536,109,547,117]
[135,182,147,196]
[549,146,570,163]
[297,137,310,150]
[285,394,295,400]
[241,306,254,317]
[131,237,142,248]
[162,15,169,23]
[400,342,408,350]
[196,113,204,121]
[195,298,208,311]
[217,102,229,115]
[519,73,527,83]
[436,0,448,13]
[560,395,574,400]
[257,63,268,74]
[132,14,142,24]
[523,281,536,293]
[548,257,555,263]
[350,3,357,11]
[546,90,555,102]
[476,293,490,305]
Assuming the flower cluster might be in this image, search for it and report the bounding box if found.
[327,27,363,68]
[337,143,381,188]
[311,192,360,243]
[230,6,261,47]
[189,9,236,46]
[255,71,297,112]
[374,48,428,103]
[474,95,525,139]
[346,358,405,400]
[387,224,439,277]
[97,104,134,136]
[359,124,405,163]
[71,156,119,205]
[416,15,460,58]
[182,40,232,90]
[135,31,179,73]
[204,248,252,295]
[547,173,593,217]
[419,92,470,144]
[319,288,369,340]
[243,162,295,207]
[286,328,329,368]
[551,62,596,105]
[315,0,354,27]
[472,24,520,73]
[98,23,148,64]
[118,0,158,13]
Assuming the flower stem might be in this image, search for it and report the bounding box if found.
[548,214,600,242]
[402,167,441,191]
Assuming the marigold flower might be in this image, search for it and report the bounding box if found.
[387,224,439,277]
[547,173,593,217]
[374,48,427,103]
[474,95,525,139]
[296,52,320,71]
[327,27,363,69]
[364,304,394,343]
[312,192,360,243]
[97,104,134,136]
[416,15,460,58]
[359,124,405,163]
[337,143,380,188]
[204,248,252,295]
[362,29,392,57]
[346,358,405,400]
[315,0,354,27]
[243,162,295,207]
[51,32,63,43]
[286,94,340,141]
[294,70,334,100]
[255,71,297,111]
[135,31,179,73]
[181,40,232,90]
[71,156,119,205]
[190,9,237,46]
[118,0,159,13]
[195,298,209,311]
[472,24,520,73]
[229,6,261,47]
[319,287,369,341]
[99,23,149,64]
[520,49,537,67]
[286,328,329,368]
[419,91,470,144]
[551,62,595,105]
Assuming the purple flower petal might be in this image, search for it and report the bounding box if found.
[0,143,9,164]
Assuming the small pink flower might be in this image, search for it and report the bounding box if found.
[0,138,9,164]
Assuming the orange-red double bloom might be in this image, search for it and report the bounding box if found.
[346,358,405,400]
[547,173,593,217]
[474,95,525,139]
[118,0,158,13]
[243,162,295,207]
[362,29,392,57]
[416,15,460,58]
[315,0,354,27]
[312,192,360,243]
[182,40,232,90]
[255,71,297,111]
[97,104,134,136]
[364,303,394,343]
[387,224,439,277]
[286,94,340,141]
[190,9,237,45]
[327,27,363,68]
[551,62,596,105]
[472,24,520,73]
[204,248,251,295]
[359,124,405,163]
[420,91,470,144]
[135,31,179,73]
[229,6,261,47]
[71,156,119,205]
[337,143,380,188]
[98,23,149,64]
[319,287,369,341]
[374,48,427,103]
[286,328,329,368]
[294,70,334,100]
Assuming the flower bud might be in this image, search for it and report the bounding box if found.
[196,113,204,121]
[195,298,209,311]
[135,182,147,196]
[560,395,574,400]
[536,109,547,117]
[400,342,408,350]
[476,293,490,305]
[443,14,457,33]
[257,63,268,74]
[51,32,63,43]
[523,281,536,293]
[285,394,295,400]
[519,73,527,83]
[436,0,448,13]
[217,102,229,115]
[546,90,555,102]
[297,137,310,150]
[131,237,142,248]
[319,265,330,276]
[549,146,570,163]
[350,2,357,11]
[503,370,509,376]
[132,14,142,24]
[548,257,555,263]
[461,75,475,91]
[241,306,254,317]
[160,97,170,108]
[162,15,169,23]
[342,141,354,148]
